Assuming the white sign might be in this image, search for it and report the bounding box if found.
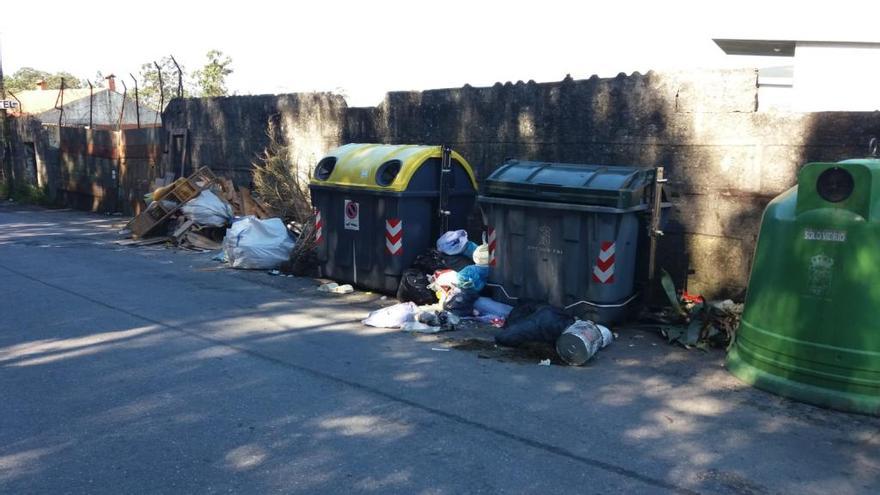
[804,229,846,242]
[0,100,19,110]
[344,200,360,231]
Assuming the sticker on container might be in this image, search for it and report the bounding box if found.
[592,241,615,284]
[807,253,834,298]
[385,218,403,255]
[803,229,846,242]
[487,227,497,266]
[315,209,324,242]
[344,200,360,231]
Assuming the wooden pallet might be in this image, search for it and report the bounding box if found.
[126,167,218,239]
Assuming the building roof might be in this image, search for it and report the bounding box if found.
[10,87,161,128]
[10,88,95,115]
[714,39,796,57]
[714,38,880,57]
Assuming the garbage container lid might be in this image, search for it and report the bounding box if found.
[310,143,477,192]
[482,160,656,209]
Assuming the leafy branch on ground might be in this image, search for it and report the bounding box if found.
[251,118,318,275]
[648,269,744,350]
[251,120,313,225]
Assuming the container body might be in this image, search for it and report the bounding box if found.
[728,159,880,415]
[310,144,476,293]
[480,195,645,324]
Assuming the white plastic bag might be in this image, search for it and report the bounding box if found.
[223,216,294,269]
[182,190,233,227]
[436,230,469,255]
[363,302,417,328]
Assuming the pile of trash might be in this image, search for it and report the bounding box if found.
[118,167,295,271]
[394,229,505,319]
[359,229,614,365]
[364,229,512,333]
[646,269,745,349]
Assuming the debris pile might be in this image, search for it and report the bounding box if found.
[649,269,744,349]
[354,229,615,364]
[117,167,294,270]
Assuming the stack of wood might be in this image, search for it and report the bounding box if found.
[170,177,277,252]
[118,167,278,253]
[123,167,218,240]
[171,217,225,251]
[216,178,274,219]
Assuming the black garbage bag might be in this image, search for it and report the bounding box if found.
[410,249,447,274]
[397,269,437,305]
[504,300,545,327]
[444,289,480,317]
[495,305,575,347]
[441,253,472,272]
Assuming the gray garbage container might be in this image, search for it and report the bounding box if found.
[310,144,477,293]
[478,160,669,324]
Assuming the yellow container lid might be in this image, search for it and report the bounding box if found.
[310,143,477,192]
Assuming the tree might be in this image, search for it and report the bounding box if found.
[3,67,84,93]
[194,50,233,97]
[89,71,106,89]
[134,56,190,110]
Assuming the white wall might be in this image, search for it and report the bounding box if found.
[757,84,793,112]
[793,42,880,111]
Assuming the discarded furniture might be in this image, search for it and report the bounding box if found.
[309,144,477,292]
[126,167,217,238]
[728,158,880,415]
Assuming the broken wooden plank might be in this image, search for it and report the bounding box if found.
[182,231,223,251]
[114,238,142,246]
[171,218,195,240]
[239,186,273,218]
[239,186,257,216]
[115,236,172,247]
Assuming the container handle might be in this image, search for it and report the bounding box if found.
[438,145,453,232]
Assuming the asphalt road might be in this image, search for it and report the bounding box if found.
[1,204,878,494]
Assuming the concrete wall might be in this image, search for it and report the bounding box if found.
[358,70,880,297]
[53,126,163,214]
[163,93,347,185]
[7,114,162,213]
[159,71,879,295]
[8,116,59,194]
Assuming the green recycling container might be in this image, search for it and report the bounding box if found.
[728,158,880,415]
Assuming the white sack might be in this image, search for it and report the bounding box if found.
[182,190,233,227]
[223,216,294,269]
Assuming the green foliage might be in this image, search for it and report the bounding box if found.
[252,121,311,224]
[194,50,233,97]
[134,56,190,111]
[9,183,51,206]
[89,71,107,89]
[4,67,85,93]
